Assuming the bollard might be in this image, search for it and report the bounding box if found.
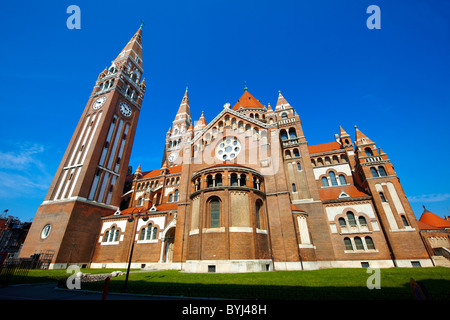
[102,277,110,300]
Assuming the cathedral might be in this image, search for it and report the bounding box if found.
[19,27,434,272]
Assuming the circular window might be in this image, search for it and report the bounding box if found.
[215,137,241,161]
[41,224,51,239]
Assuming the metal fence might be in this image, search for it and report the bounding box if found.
[0,250,54,287]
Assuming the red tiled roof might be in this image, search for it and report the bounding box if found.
[318,185,370,201]
[417,220,441,231]
[419,210,450,228]
[233,91,265,110]
[141,165,182,179]
[308,141,342,154]
[291,204,306,212]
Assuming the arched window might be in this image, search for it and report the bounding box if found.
[281,112,288,119]
[322,177,329,187]
[152,227,157,240]
[109,227,115,242]
[280,130,288,141]
[146,224,153,240]
[174,189,179,202]
[104,230,109,242]
[370,167,379,177]
[358,216,367,226]
[114,229,119,242]
[379,192,387,202]
[169,194,173,202]
[255,201,262,229]
[215,174,222,186]
[339,217,347,227]
[293,149,300,157]
[344,238,353,250]
[292,183,297,192]
[365,237,375,250]
[338,174,346,185]
[230,173,238,186]
[289,128,297,139]
[347,212,356,226]
[378,166,387,176]
[297,162,301,171]
[210,199,220,228]
[240,174,247,187]
[329,172,338,186]
[354,237,364,250]
[139,228,145,240]
[401,215,409,227]
[365,147,373,157]
[207,175,214,188]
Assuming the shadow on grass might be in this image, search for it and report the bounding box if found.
[77,278,450,300]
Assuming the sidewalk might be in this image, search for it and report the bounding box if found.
[0,282,191,300]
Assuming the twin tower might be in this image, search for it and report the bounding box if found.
[19,27,432,271]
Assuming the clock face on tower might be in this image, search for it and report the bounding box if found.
[119,102,132,117]
[168,152,178,162]
[93,96,106,110]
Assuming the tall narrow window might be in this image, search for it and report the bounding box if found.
[339,174,347,185]
[329,172,338,186]
[289,128,297,139]
[379,192,387,202]
[370,167,379,177]
[152,227,157,240]
[365,147,373,157]
[207,175,214,188]
[230,173,238,186]
[365,237,375,250]
[280,130,288,141]
[146,224,152,240]
[255,201,262,229]
[401,215,409,227]
[339,217,347,227]
[358,216,367,226]
[174,189,179,202]
[354,237,364,250]
[322,177,329,187]
[210,199,220,228]
[347,212,356,226]
[292,183,297,192]
[378,166,387,176]
[297,162,301,170]
[215,174,222,186]
[109,227,115,242]
[344,238,353,250]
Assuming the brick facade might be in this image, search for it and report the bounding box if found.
[20,27,434,272]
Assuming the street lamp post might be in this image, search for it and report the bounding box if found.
[124,209,148,290]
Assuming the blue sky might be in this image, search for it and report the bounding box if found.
[0,0,449,222]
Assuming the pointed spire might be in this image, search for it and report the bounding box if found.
[115,26,143,64]
[194,111,207,131]
[267,103,274,114]
[134,164,142,178]
[176,88,191,118]
[339,125,351,138]
[354,126,374,146]
[275,90,291,110]
[244,81,248,92]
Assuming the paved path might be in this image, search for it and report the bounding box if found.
[0,282,190,300]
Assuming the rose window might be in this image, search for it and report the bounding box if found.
[215,137,241,161]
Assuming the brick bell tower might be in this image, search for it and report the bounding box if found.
[353,126,431,266]
[19,26,146,268]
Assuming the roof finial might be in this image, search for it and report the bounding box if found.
[244,81,248,92]
[186,83,189,93]
[140,20,145,29]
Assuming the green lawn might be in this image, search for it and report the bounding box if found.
[80,267,450,300]
[4,267,450,300]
